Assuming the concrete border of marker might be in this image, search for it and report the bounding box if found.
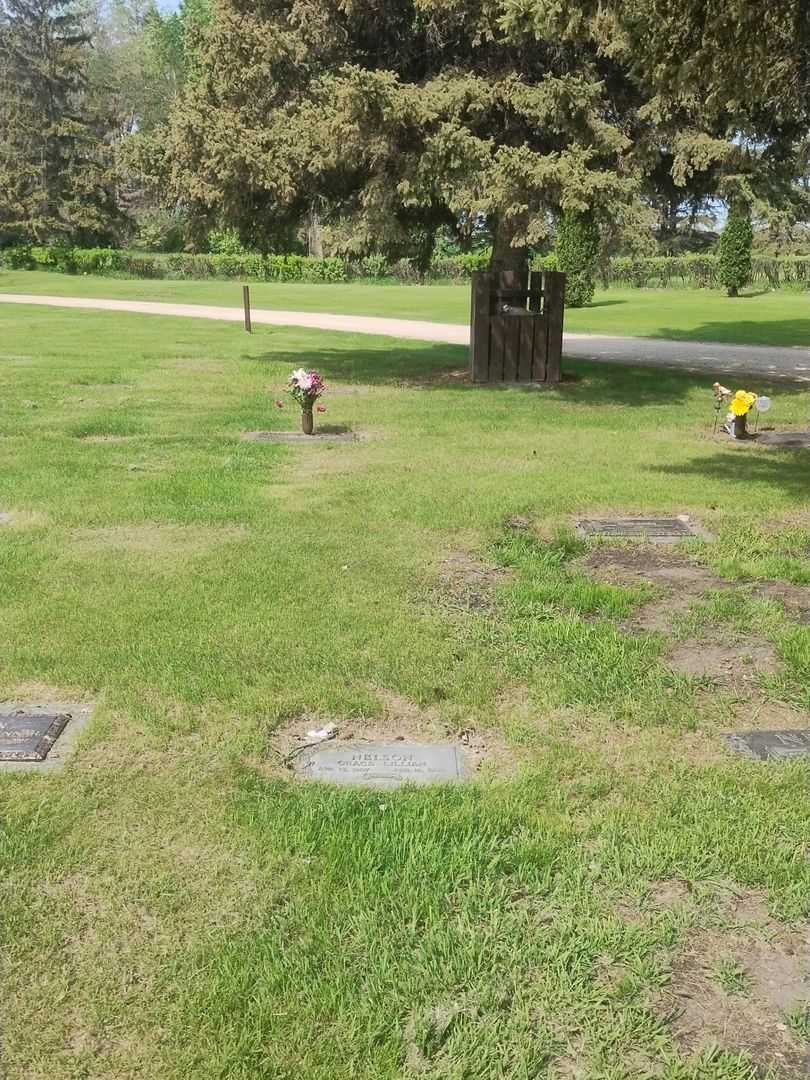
[0,702,94,773]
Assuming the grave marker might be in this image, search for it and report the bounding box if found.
[725,729,810,761]
[296,742,465,788]
[575,516,711,543]
[0,711,70,762]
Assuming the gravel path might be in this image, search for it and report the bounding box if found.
[2,292,808,381]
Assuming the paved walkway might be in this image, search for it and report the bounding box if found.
[2,292,808,381]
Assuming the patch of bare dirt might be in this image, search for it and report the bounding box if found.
[583,546,790,686]
[408,368,470,388]
[437,550,514,613]
[754,581,810,624]
[565,714,726,773]
[650,880,692,909]
[260,688,518,779]
[79,434,138,444]
[615,880,695,925]
[0,680,91,705]
[69,523,249,557]
[727,698,810,733]
[657,920,810,1076]
[583,545,729,633]
[505,514,533,531]
[665,640,781,680]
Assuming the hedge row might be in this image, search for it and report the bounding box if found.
[1,243,808,288]
[606,253,810,289]
[0,244,491,282]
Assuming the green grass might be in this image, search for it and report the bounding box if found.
[2,268,809,346]
[2,304,810,1079]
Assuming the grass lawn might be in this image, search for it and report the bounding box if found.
[1,268,809,346]
[2,304,810,1079]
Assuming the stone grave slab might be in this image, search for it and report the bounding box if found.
[0,711,70,762]
[755,431,810,449]
[725,729,810,761]
[575,516,711,543]
[243,430,358,444]
[296,742,465,788]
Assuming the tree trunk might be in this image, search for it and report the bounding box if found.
[490,219,529,277]
[306,205,324,258]
[727,285,738,297]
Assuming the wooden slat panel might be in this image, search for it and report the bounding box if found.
[531,314,548,382]
[502,317,521,382]
[518,317,534,382]
[528,271,543,313]
[543,271,566,383]
[489,316,507,381]
[469,272,491,382]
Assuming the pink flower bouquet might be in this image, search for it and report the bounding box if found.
[285,368,327,434]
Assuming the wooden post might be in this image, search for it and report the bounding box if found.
[543,271,565,383]
[242,285,252,333]
[470,272,492,382]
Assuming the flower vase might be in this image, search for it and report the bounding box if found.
[733,414,748,439]
[301,406,314,435]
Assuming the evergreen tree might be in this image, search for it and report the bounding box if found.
[0,0,118,243]
[555,211,600,307]
[157,0,640,266]
[718,208,753,297]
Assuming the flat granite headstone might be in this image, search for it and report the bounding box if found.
[0,711,70,762]
[755,431,810,449]
[725,729,810,761]
[296,742,465,788]
[575,516,711,543]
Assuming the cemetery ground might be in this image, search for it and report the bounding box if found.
[1,268,810,347]
[2,303,810,1080]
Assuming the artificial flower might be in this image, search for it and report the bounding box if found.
[730,397,750,416]
[316,405,326,413]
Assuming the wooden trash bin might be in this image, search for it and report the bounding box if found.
[469,269,566,383]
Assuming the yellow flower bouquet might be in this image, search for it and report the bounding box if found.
[712,384,761,438]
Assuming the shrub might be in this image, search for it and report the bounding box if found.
[72,248,126,275]
[355,254,391,279]
[555,211,600,306]
[533,253,558,273]
[429,251,491,279]
[207,227,246,256]
[122,255,165,278]
[210,253,265,279]
[165,253,216,278]
[718,210,753,296]
[135,211,186,253]
[0,245,33,269]
[30,244,76,272]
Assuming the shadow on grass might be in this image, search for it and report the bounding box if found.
[248,344,810,410]
[580,298,627,310]
[647,448,809,500]
[651,320,810,349]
